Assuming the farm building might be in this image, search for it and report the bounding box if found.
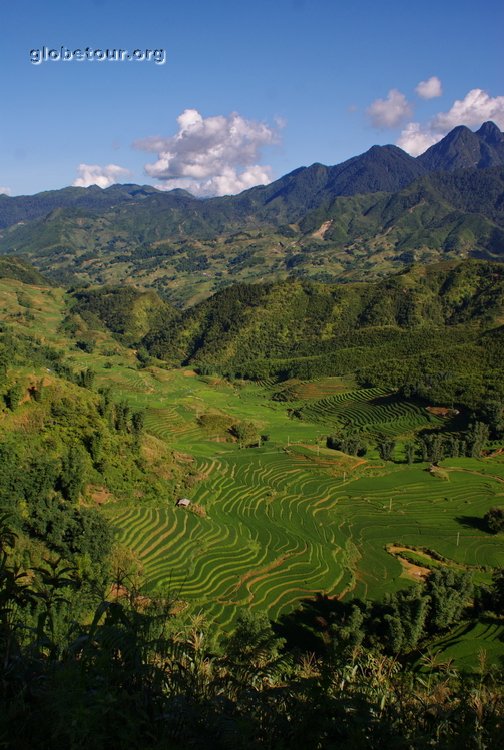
[176,497,191,507]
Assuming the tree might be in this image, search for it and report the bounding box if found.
[405,443,415,465]
[29,379,44,403]
[114,401,130,432]
[77,367,95,389]
[131,410,145,435]
[136,347,152,367]
[327,429,366,457]
[87,431,104,465]
[0,347,8,389]
[334,603,365,649]
[491,569,504,614]
[467,421,490,458]
[4,383,23,411]
[418,433,446,463]
[97,387,112,417]
[230,421,260,448]
[484,507,504,534]
[372,588,429,654]
[481,400,504,439]
[447,436,460,458]
[426,569,473,633]
[58,445,87,503]
[377,438,395,462]
[225,609,285,671]
[76,339,95,353]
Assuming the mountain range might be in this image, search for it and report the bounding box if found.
[0,122,503,305]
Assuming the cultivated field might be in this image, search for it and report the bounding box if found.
[86,363,503,654]
[2,284,503,665]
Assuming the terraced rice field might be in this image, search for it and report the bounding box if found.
[111,449,353,627]
[428,618,504,671]
[274,377,356,401]
[110,443,504,628]
[299,388,442,435]
[80,364,502,654]
[337,465,504,600]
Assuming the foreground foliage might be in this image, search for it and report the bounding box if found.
[1,521,503,750]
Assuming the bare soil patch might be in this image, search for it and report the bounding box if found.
[387,544,431,581]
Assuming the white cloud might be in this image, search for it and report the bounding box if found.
[397,88,504,156]
[396,123,443,156]
[432,88,504,131]
[415,76,442,99]
[73,163,131,188]
[0,186,11,195]
[134,108,280,196]
[366,89,412,129]
[154,165,274,197]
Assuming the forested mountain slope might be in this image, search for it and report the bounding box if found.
[0,124,503,305]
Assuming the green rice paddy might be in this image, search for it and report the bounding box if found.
[87,362,503,660]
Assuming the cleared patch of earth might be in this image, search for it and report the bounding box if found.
[387,544,431,581]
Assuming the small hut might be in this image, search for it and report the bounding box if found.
[176,497,191,508]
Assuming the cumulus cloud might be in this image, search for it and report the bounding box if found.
[432,88,504,131]
[397,88,504,156]
[134,108,281,196]
[366,89,412,129]
[73,163,131,188]
[0,186,11,195]
[415,76,442,99]
[396,123,443,156]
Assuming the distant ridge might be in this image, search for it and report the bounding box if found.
[1,122,502,228]
[0,122,503,303]
[0,183,163,229]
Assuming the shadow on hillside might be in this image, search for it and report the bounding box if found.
[455,515,489,533]
[273,593,360,654]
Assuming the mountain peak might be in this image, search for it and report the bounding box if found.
[417,122,504,172]
[477,121,503,144]
[447,124,472,135]
[366,144,408,156]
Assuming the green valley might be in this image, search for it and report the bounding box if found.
[1,259,503,672]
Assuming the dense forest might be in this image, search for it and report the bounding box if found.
[70,260,504,418]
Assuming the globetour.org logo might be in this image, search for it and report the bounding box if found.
[29,46,166,65]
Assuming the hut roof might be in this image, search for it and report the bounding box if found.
[176,498,191,507]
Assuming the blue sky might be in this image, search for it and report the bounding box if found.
[1,0,503,196]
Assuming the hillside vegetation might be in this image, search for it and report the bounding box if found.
[73,261,502,419]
